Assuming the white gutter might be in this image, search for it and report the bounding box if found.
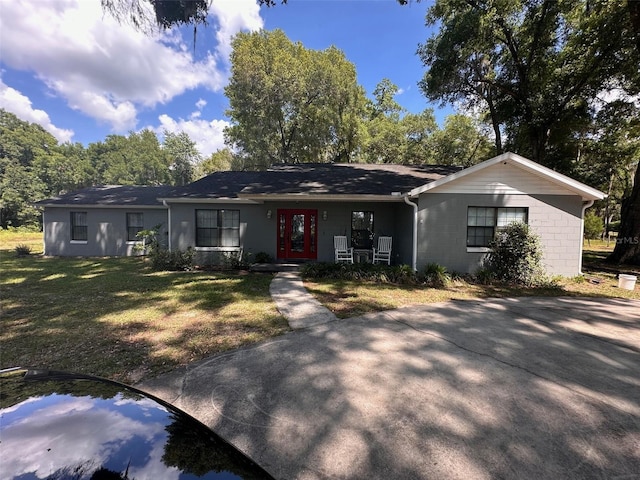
[579,200,595,275]
[403,195,419,272]
[163,200,172,252]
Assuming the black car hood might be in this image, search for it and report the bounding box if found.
[0,368,274,480]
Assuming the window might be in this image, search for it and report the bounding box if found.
[71,212,88,241]
[196,209,240,247]
[126,213,144,241]
[351,211,374,249]
[467,207,528,247]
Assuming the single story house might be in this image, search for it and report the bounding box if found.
[36,152,606,276]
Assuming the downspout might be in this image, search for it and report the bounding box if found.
[579,200,594,275]
[162,200,172,252]
[403,195,419,272]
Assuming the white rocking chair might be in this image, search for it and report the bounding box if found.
[334,236,354,264]
[372,236,392,265]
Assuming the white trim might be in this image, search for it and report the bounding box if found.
[194,246,242,252]
[467,247,490,253]
[70,240,88,245]
[38,204,167,209]
[159,197,261,204]
[409,152,606,201]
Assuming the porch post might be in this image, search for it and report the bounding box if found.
[403,195,418,271]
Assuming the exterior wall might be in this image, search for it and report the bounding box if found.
[169,201,413,265]
[416,193,584,276]
[42,207,168,256]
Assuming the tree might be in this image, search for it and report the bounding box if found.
[418,0,639,166]
[0,109,62,227]
[224,29,366,169]
[583,211,604,245]
[102,0,282,33]
[197,148,234,177]
[430,114,494,166]
[88,130,171,186]
[163,130,200,185]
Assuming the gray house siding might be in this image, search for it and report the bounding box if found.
[168,201,412,265]
[416,193,584,276]
[42,207,168,256]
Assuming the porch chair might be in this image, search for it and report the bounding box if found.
[372,236,392,265]
[334,236,354,264]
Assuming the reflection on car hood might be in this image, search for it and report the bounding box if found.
[0,368,274,479]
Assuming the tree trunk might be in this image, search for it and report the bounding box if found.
[608,164,640,265]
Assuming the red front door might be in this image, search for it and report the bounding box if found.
[277,209,318,260]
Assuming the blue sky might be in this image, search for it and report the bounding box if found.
[0,0,451,157]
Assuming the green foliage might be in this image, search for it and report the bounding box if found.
[197,148,234,177]
[419,0,639,164]
[301,262,417,285]
[14,244,32,257]
[149,247,195,271]
[483,222,546,287]
[224,29,366,168]
[584,211,604,240]
[163,131,201,185]
[420,263,451,289]
[252,252,273,264]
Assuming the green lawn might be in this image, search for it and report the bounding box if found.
[2,232,638,382]
[1,231,289,383]
[303,240,640,319]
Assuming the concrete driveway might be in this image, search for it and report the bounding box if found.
[140,297,640,479]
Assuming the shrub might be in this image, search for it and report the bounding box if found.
[583,211,603,243]
[14,244,32,257]
[301,262,417,284]
[149,247,194,271]
[253,251,272,264]
[482,222,545,286]
[421,263,451,288]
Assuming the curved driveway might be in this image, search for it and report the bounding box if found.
[141,283,640,479]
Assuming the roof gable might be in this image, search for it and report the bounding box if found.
[409,152,606,201]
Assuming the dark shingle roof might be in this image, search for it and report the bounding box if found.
[36,164,465,205]
[36,185,174,206]
[169,163,464,199]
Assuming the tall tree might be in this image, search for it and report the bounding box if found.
[224,29,366,169]
[163,130,201,185]
[418,0,638,165]
[431,114,494,166]
[88,130,170,185]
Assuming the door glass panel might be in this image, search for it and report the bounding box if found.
[279,214,286,253]
[310,214,316,253]
[290,214,305,252]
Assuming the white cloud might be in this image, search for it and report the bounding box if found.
[0,0,260,132]
[208,0,264,61]
[196,98,207,110]
[0,79,74,142]
[152,114,230,157]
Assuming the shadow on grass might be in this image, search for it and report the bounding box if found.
[0,255,289,382]
[155,295,640,479]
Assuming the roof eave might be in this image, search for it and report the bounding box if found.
[237,193,407,202]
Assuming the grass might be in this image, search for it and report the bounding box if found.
[2,232,638,382]
[303,240,640,319]
[1,231,289,383]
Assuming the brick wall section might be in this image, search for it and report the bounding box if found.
[417,193,584,277]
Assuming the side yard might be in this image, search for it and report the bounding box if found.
[1,232,637,383]
[0,231,289,383]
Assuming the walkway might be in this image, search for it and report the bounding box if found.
[269,271,337,329]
